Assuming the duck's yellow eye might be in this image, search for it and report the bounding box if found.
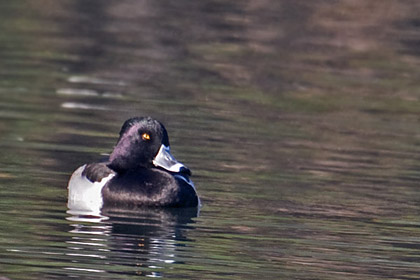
[141,133,151,141]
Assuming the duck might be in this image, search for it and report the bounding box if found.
[67,117,200,215]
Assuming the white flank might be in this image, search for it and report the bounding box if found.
[67,165,115,216]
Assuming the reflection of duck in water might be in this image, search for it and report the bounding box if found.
[66,207,198,278]
[67,117,200,216]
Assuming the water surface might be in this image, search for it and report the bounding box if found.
[1,1,420,279]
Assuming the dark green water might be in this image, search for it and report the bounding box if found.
[1,1,420,279]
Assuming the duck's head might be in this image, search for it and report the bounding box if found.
[108,117,191,175]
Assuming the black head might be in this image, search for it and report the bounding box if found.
[108,117,169,172]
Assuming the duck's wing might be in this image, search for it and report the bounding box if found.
[82,162,116,183]
[173,174,201,208]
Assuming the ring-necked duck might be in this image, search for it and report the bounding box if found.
[67,117,200,215]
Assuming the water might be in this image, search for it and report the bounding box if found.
[1,1,420,279]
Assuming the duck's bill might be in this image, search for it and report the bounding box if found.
[152,145,191,176]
